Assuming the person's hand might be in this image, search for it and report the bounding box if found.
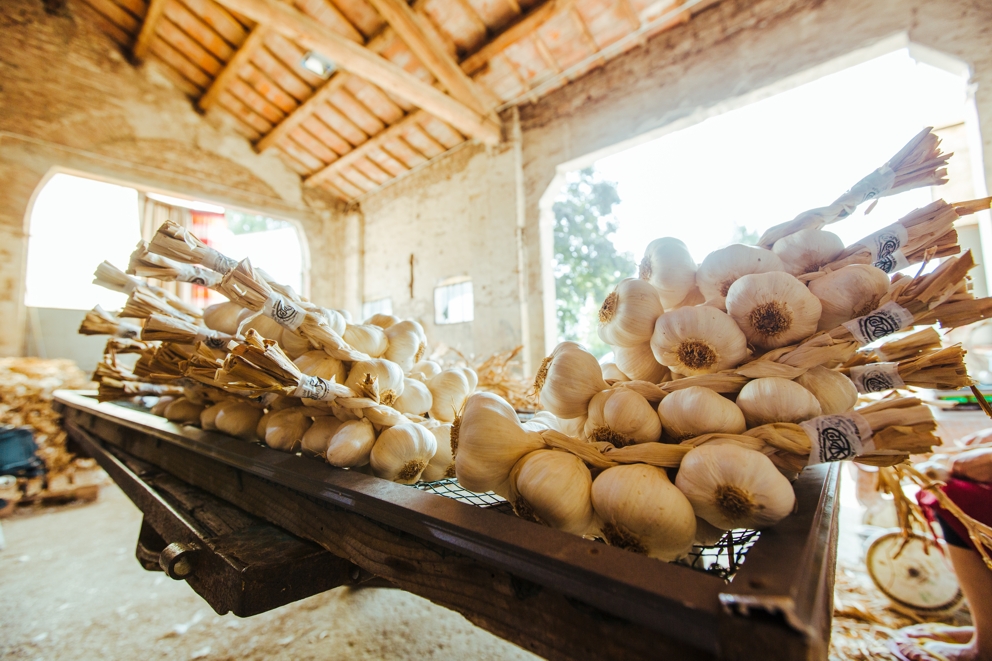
[951,448,992,483]
[957,427,992,447]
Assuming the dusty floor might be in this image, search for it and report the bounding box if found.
[0,485,539,661]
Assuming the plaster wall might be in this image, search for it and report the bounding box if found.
[0,0,350,357]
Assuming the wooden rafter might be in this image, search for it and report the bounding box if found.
[210,0,501,145]
[460,0,578,75]
[199,25,270,111]
[364,0,494,116]
[132,0,167,60]
[304,110,426,188]
[255,73,351,152]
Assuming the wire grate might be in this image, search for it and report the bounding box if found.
[414,478,759,581]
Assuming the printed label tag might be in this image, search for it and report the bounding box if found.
[865,223,910,273]
[833,167,897,219]
[263,294,306,331]
[201,250,240,274]
[115,323,141,339]
[194,329,232,350]
[293,375,335,401]
[849,362,905,393]
[801,413,873,465]
[842,301,914,345]
[177,265,223,287]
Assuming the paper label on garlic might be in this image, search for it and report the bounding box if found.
[865,223,910,273]
[200,249,240,275]
[849,362,905,393]
[843,301,914,345]
[802,412,873,465]
[832,166,897,220]
[293,375,336,401]
[176,264,223,287]
[193,328,233,350]
[115,322,142,339]
[263,294,306,330]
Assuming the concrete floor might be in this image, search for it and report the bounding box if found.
[0,485,539,661]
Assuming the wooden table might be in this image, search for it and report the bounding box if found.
[55,390,841,661]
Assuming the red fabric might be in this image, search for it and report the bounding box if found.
[917,477,992,552]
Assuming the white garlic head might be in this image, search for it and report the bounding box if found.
[345,359,405,406]
[393,377,433,416]
[343,323,388,357]
[675,444,796,530]
[384,320,428,372]
[301,416,344,457]
[214,402,263,441]
[735,377,822,427]
[265,407,313,451]
[509,449,597,536]
[600,362,629,382]
[612,342,670,383]
[370,423,436,484]
[807,264,891,331]
[725,271,822,350]
[591,464,696,561]
[326,418,377,468]
[279,329,313,359]
[657,386,745,440]
[639,237,698,309]
[202,301,243,335]
[597,278,664,348]
[427,369,472,422]
[650,306,749,376]
[535,342,608,419]
[696,244,786,310]
[584,389,662,447]
[420,423,455,482]
[410,360,442,382]
[365,313,399,329]
[794,366,858,415]
[772,229,844,276]
[294,351,347,385]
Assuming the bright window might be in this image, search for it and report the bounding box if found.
[434,278,473,325]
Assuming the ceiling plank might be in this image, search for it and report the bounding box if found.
[212,0,501,145]
[255,73,350,152]
[304,110,425,187]
[364,0,494,115]
[133,0,168,60]
[199,25,271,111]
[460,0,576,75]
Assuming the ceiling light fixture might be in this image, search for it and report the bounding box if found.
[300,52,337,79]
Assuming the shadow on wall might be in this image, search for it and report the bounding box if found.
[23,308,106,374]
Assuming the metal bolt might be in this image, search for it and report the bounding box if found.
[159,542,198,580]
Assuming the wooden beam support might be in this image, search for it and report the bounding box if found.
[132,0,168,61]
[364,0,493,116]
[199,25,270,111]
[255,73,350,153]
[304,110,425,188]
[460,0,577,75]
[211,0,501,145]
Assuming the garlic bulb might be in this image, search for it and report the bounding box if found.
[279,329,312,359]
[694,517,726,546]
[639,237,698,309]
[455,392,546,493]
[725,271,822,349]
[795,366,858,415]
[393,377,432,415]
[255,410,271,440]
[456,367,478,392]
[675,444,796,530]
[294,351,347,385]
[331,405,361,422]
[215,402,263,440]
[320,308,348,336]
[600,362,629,382]
[237,308,283,340]
[650,306,748,376]
[345,359,405,406]
[657,386,745,440]
[556,414,587,438]
[370,423,437,484]
[509,450,597,536]
[265,407,312,451]
[343,324,388,357]
[200,400,233,430]
[164,398,205,425]
[584,389,661,446]
[325,419,377,467]
[521,410,558,432]
[427,369,471,422]
[150,396,175,417]
[421,423,455,481]
[301,416,344,457]
[772,229,844,276]
[808,264,891,331]
[591,464,696,561]
[410,360,442,381]
[202,301,243,335]
[613,343,669,383]
[597,278,664,348]
[735,377,822,427]
[535,342,608,419]
[365,313,399,329]
[696,244,786,310]
[384,320,427,372]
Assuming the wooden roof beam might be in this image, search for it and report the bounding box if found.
[304,110,425,188]
[199,25,270,111]
[365,0,494,116]
[460,0,578,75]
[210,0,501,145]
[255,72,350,152]
[132,0,168,60]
